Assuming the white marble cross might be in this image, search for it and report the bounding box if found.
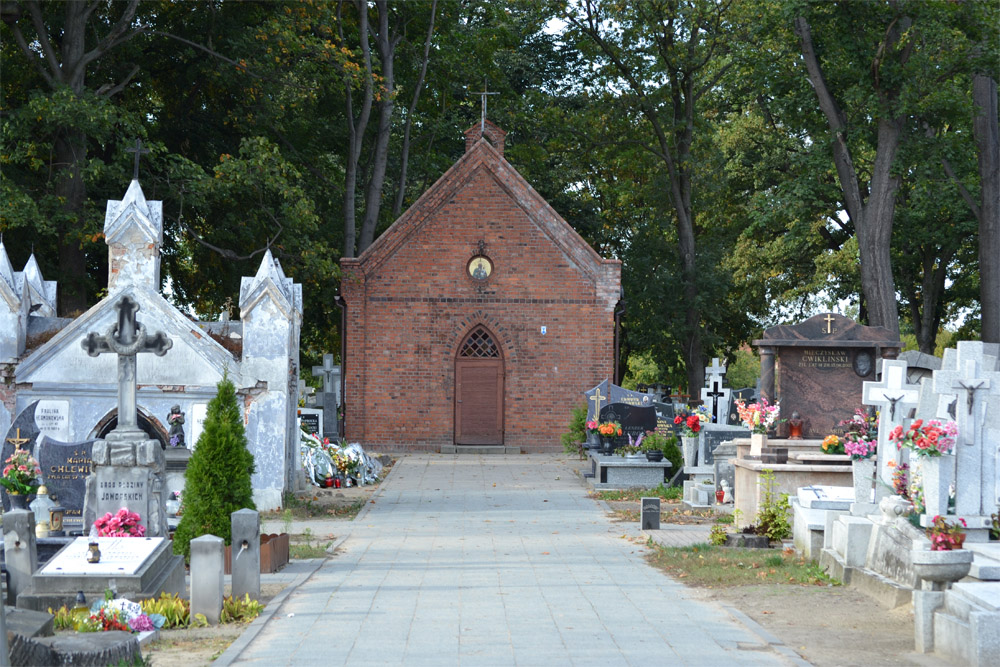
[864,359,920,489]
[81,295,172,441]
[704,358,726,387]
[932,342,1000,517]
[312,353,339,393]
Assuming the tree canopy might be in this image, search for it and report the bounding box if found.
[2,0,996,390]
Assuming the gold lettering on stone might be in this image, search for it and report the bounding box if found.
[797,349,851,369]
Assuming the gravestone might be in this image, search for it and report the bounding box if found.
[754,313,901,438]
[728,388,756,425]
[80,295,172,538]
[700,358,732,426]
[652,402,680,438]
[598,403,657,451]
[312,354,341,437]
[297,408,322,438]
[896,350,942,385]
[641,497,661,530]
[698,424,749,466]
[35,436,95,525]
[862,359,919,498]
[585,380,653,422]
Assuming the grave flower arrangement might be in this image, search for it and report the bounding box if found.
[597,421,622,437]
[674,405,711,437]
[585,420,600,434]
[839,409,879,459]
[93,508,146,537]
[79,597,161,633]
[926,515,967,551]
[890,419,958,457]
[1,449,41,495]
[734,398,780,434]
[821,434,844,454]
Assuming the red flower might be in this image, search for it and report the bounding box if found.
[686,415,701,433]
[673,416,682,425]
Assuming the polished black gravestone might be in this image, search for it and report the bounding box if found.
[36,435,95,523]
[2,402,44,512]
[598,403,657,452]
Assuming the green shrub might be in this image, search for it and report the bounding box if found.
[756,470,791,541]
[173,376,256,560]
[561,402,588,458]
[709,524,728,546]
[662,435,682,480]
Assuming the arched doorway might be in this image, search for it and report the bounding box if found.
[455,326,504,445]
[91,410,170,449]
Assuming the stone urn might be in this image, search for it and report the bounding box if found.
[911,548,973,591]
[920,454,955,518]
[681,436,698,469]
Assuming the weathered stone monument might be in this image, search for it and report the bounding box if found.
[700,358,732,426]
[755,313,902,438]
[81,295,172,538]
[311,353,341,438]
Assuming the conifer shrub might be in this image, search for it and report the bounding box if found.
[172,376,256,560]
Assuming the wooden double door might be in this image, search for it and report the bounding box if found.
[455,327,504,445]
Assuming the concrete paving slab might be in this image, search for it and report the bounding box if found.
[215,454,797,666]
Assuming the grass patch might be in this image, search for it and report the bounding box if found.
[291,542,331,559]
[593,484,682,502]
[646,542,842,588]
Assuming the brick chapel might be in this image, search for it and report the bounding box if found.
[340,120,621,451]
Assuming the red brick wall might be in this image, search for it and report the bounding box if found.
[342,139,620,451]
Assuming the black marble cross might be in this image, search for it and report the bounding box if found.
[706,381,725,423]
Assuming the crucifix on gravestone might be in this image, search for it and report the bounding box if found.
[125,139,150,181]
[470,79,498,134]
[863,359,919,494]
[588,387,605,422]
[700,358,729,424]
[932,346,1000,518]
[81,295,172,441]
[312,353,338,394]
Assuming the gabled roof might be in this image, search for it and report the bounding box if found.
[239,249,301,320]
[16,284,240,386]
[104,179,162,246]
[344,130,617,285]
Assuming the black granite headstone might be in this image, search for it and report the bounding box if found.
[299,411,321,437]
[598,403,657,452]
[728,388,757,425]
[652,402,684,438]
[585,381,654,421]
[641,497,661,530]
[36,436,95,521]
[699,425,750,465]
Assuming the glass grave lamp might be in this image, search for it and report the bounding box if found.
[49,504,66,537]
[30,485,56,538]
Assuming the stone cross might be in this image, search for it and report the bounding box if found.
[863,360,919,490]
[704,358,726,386]
[81,295,172,441]
[701,358,729,425]
[311,353,338,394]
[125,139,150,181]
[588,387,605,422]
[932,342,1000,517]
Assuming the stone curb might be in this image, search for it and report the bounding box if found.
[211,557,325,667]
[721,604,811,666]
[212,457,402,665]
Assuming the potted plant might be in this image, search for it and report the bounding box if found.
[673,404,710,468]
[734,397,780,455]
[1,449,41,509]
[821,434,845,455]
[838,409,878,502]
[640,431,672,462]
[890,419,958,516]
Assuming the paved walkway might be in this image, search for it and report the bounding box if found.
[218,454,801,666]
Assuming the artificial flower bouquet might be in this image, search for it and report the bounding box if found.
[890,419,958,457]
[94,508,146,537]
[597,421,623,437]
[840,409,879,460]
[734,397,780,434]
[926,515,967,551]
[585,420,599,434]
[821,434,845,455]
[673,405,711,437]
[1,449,41,495]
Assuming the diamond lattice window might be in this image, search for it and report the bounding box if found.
[460,328,499,358]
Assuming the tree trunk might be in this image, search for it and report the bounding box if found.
[54,131,88,314]
[973,74,1000,343]
[338,1,372,258]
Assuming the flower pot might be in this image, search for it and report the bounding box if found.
[626,453,645,461]
[681,436,698,469]
[645,450,664,462]
[750,432,767,456]
[911,548,972,590]
[921,455,955,518]
[7,492,28,510]
[852,457,875,504]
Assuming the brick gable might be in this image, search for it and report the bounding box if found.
[341,128,621,451]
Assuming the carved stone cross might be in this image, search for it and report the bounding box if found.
[81,295,172,441]
[863,360,919,490]
[704,357,726,385]
[932,346,1000,517]
[311,353,339,394]
[588,388,605,422]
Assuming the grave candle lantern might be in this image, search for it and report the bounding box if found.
[49,505,65,536]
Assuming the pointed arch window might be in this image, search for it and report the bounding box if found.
[460,327,500,358]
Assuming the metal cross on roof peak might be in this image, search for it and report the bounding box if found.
[126,139,150,181]
[470,79,499,133]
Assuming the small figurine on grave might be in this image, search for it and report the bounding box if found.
[167,405,185,448]
[720,479,733,504]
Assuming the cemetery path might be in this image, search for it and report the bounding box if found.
[217,454,799,666]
